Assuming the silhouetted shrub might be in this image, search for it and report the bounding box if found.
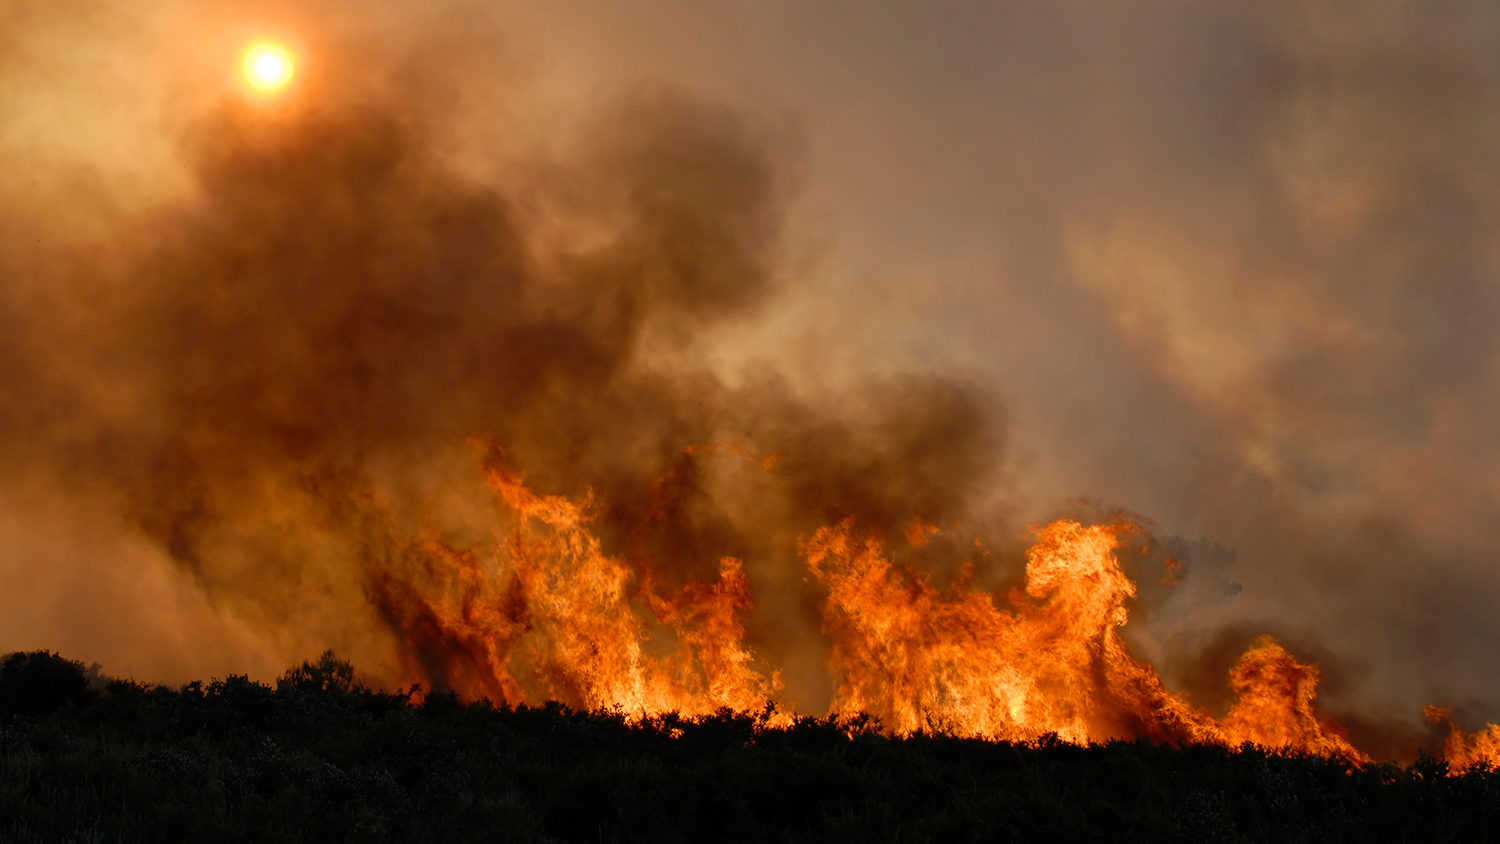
[0,650,97,716]
[277,649,357,696]
[2,651,1499,842]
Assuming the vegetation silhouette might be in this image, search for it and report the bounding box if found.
[1,650,1497,842]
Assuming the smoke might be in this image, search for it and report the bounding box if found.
[607,0,1500,732]
[3,0,1500,742]
[0,0,1008,711]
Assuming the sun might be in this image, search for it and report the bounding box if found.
[243,44,295,91]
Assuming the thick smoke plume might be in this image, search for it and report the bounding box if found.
[0,2,1004,714]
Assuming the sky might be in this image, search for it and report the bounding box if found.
[2,0,1500,733]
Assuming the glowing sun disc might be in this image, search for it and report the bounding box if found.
[244,44,294,90]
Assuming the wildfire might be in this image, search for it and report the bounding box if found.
[365,459,1491,767]
[372,465,780,717]
[806,519,1360,757]
[1427,707,1500,771]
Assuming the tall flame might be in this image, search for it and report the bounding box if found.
[353,461,1500,766]
[371,466,780,717]
[806,519,1361,758]
[1427,707,1500,771]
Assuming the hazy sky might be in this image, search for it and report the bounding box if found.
[3,0,1500,730]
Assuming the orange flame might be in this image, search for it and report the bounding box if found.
[372,466,778,716]
[1427,707,1500,771]
[1218,637,1361,758]
[805,519,1359,757]
[370,467,1496,767]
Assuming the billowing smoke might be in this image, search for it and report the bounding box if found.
[0,0,1006,714]
[2,0,1500,754]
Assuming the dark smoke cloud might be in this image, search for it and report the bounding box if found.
[0,2,1007,709]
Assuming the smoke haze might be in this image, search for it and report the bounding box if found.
[2,0,1499,740]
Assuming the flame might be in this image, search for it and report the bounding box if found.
[804,519,1360,756]
[1217,637,1361,758]
[1427,707,1500,771]
[371,465,780,716]
[364,462,1496,766]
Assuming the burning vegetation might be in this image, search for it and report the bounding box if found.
[369,464,1481,766]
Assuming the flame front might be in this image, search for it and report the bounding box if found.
[1427,707,1500,771]
[371,465,780,717]
[807,519,1360,757]
[354,462,1500,766]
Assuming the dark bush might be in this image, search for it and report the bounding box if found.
[2,651,1499,843]
[0,650,97,716]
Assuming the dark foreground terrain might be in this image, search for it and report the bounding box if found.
[1,651,1497,843]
